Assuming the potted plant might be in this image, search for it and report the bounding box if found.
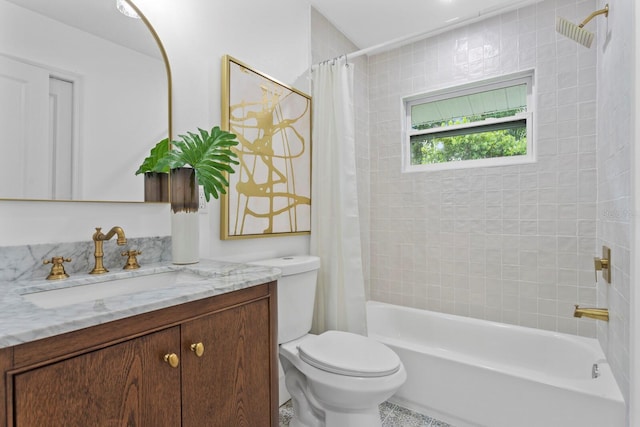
[135,138,170,202]
[155,126,240,264]
[156,126,240,205]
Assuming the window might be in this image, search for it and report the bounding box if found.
[403,70,534,172]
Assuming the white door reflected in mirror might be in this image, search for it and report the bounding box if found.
[0,57,74,200]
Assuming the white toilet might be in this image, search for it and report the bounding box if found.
[250,255,406,427]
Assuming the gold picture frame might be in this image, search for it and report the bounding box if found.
[220,55,312,240]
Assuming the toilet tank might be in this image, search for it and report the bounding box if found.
[249,256,320,344]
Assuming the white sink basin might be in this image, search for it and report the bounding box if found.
[22,271,208,309]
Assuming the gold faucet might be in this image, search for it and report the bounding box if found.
[574,305,609,322]
[90,226,127,274]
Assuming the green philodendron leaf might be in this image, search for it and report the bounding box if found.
[135,138,170,175]
[157,126,240,202]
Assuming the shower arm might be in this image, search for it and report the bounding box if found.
[579,4,609,28]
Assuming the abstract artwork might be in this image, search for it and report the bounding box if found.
[220,55,312,239]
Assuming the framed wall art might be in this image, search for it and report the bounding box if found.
[220,55,312,240]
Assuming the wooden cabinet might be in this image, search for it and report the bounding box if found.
[13,327,181,426]
[1,282,278,427]
[182,298,271,425]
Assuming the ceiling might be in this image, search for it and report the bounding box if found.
[308,0,541,53]
[5,0,160,58]
[7,0,540,61]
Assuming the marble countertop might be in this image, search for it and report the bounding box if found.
[0,259,280,348]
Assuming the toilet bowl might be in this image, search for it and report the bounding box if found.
[281,331,407,427]
[249,256,406,427]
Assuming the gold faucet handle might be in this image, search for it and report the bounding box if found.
[594,255,610,282]
[121,250,142,270]
[43,256,72,280]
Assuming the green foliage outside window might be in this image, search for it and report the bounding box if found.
[410,111,527,165]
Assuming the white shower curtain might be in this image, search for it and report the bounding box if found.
[310,56,366,335]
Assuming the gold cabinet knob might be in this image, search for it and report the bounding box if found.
[190,342,205,357]
[163,353,179,368]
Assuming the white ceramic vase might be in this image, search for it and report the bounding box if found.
[170,168,199,264]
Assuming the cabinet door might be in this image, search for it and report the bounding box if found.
[13,327,181,427]
[182,298,271,427]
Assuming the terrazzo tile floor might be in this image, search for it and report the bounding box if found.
[279,400,453,427]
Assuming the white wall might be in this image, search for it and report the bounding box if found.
[632,1,639,423]
[133,0,312,261]
[1,0,312,263]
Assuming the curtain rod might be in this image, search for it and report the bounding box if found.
[323,0,541,63]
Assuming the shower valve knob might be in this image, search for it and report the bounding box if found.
[593,246,611,284]
[594,257,608,271]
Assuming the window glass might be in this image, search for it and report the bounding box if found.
[404,71,534,171]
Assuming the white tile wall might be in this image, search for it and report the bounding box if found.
[368,0,600,337]
[596,0,632,407]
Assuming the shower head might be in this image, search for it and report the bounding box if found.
[556,3,609,48]
[556,17,595,48]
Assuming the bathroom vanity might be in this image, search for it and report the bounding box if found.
[0,260,280,427]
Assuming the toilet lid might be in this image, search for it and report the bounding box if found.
[297,331,401,377]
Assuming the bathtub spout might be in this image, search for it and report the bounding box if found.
[574,305,609,321]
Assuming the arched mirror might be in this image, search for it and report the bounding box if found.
[0,0,171,202]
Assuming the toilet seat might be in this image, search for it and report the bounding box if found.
[297,331,401,377]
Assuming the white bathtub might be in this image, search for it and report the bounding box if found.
[366,301,625,427]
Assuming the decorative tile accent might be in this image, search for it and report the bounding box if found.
[278,400,452,427]
[278,400,294,426]
[381,403,438,427]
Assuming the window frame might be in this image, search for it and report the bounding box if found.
[402,70,535,172]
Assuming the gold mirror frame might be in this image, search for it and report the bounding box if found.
[127,0,173,161]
